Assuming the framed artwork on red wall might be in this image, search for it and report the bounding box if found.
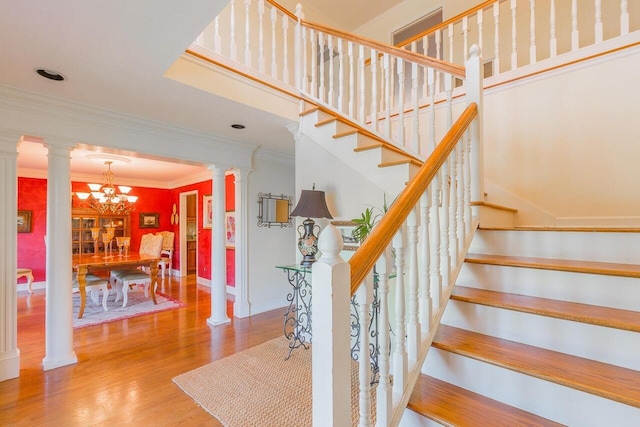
[203,195,212,229]
[17,210,32,233]
[225,211,236,248]
[139,212,159,228]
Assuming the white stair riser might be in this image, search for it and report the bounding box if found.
[469,229,640,264]
[476,205,515,228]
[399,409,444,427]
[441,300,640,370]
[355,145,409,165]
[301,115,411,196]
[457,263,640,312]
[424,348,640,426]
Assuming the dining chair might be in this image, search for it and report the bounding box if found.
[156,231,174,279]
[72,272,110,312]
[110,233,163,308]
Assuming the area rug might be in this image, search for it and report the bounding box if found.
[173,336,376,426]
[73,290,186,329]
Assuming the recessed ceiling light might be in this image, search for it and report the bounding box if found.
[231,124,245,129]
[35,68,66,81]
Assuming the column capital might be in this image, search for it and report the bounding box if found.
[230,167,252,181]
[207,164,231,174]
[0,129,22,155]
[41,135,75,153]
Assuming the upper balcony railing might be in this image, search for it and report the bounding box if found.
[397,0,639,81]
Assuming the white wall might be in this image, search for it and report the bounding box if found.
[246,152,297,314]
[483,46,640,226]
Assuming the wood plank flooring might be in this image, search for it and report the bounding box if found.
[0,276,285,426]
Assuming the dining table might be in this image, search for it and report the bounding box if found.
[72,253,162,319]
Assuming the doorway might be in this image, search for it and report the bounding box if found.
[179,191,198,277]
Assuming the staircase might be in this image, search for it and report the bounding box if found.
[299,105,423,196]
[405,227,640,425]
[188,1,640,425]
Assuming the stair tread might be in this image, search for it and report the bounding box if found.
[409,374,566,427]
[378,158,422,168]
[465,253,640,278]
[471,200,518,213]
[433,325,640,408]
[452,285,640,332]
[480,226,640,232]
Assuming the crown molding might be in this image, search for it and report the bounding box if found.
[0,85,257,168]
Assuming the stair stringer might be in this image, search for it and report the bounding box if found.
[299,108,421,197]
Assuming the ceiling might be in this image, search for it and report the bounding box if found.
[1,0,404,185]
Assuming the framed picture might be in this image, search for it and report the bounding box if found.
[17,210,32,233]
[226,211,236,248]
[332,220,359,251]
[139,212,159,228]
[203,195,213,229]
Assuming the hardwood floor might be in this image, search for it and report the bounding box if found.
[0,275,284,426]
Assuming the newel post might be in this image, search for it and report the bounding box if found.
[294,3,304,91]
[312,224,351,426]
[465,44,484,204]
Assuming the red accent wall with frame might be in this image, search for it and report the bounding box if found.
[18,175,234,285]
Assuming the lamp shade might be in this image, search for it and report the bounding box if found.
[290,189,333,219]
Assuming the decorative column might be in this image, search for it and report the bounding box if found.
[42,139,77,371]
[232,167,251,318]
[207,165,231,326]
[0,131,20,382]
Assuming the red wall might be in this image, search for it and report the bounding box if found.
[171,174,235,285]
[17,178,47,282]
[18,175,235,285]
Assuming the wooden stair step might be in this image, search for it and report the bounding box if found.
[408,374,566,427]
[433,325,640,408]
[465,253,640,279]
[451,285,640,332]
[471,200,518,213]
[378,158,422,168]
[479,226,640,233]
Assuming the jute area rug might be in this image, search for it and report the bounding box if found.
[173,337,377,426]
[73,290,185,329]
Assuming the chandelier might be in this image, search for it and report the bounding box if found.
[75,161,138,215]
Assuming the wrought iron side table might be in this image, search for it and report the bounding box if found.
[276,264,312,360]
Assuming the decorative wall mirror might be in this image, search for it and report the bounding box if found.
[257,193,293,228]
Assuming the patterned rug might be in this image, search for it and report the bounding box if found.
[173,336,376,426]
[72,289,186,329]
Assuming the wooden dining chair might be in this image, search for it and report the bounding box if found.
[72,272,110,312]
[156,231,174,279]
[110,233,163,308]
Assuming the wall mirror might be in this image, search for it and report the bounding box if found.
[257,193,293,228]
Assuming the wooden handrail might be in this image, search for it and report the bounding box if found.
[348,103,478,295]
[266,0,297,21]
[301,19,466,78]
[396,0,502,49]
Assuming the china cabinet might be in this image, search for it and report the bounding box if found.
[72,209,130,255]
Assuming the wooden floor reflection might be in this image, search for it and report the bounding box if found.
[1,275,284,426]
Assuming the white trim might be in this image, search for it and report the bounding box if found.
[249,299,288,316]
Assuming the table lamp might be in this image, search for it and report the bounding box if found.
[290,184,333,266]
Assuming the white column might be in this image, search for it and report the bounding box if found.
[0,131,20,381]
[232,168,251,318]
[207,166,231,326]
[42,139,77,371]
